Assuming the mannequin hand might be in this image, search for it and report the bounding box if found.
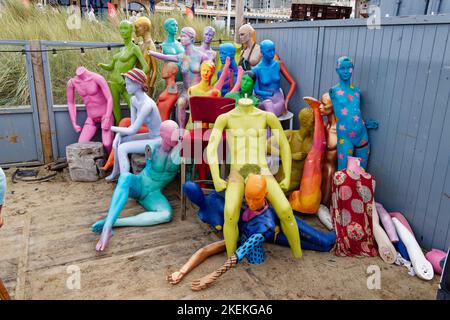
[237,66,244,77]
[224,56,231,69]
[284,100,289,114]
[101,116,112,130]
[111,126,120,133]
[279,178,290,192]
[213,178,227,192]
[73,124,82,133]
[365,119,379,130]
[98,63,107,70]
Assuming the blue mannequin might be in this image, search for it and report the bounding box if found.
[217,43,239,96]
[92,120,181,252]
[329,56,370,170]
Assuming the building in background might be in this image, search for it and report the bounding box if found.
[369,0,450,16]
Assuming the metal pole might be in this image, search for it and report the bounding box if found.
[226,0,231,35]
[235,0,244,42]
[126,0,129,19]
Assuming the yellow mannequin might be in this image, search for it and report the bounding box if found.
[207,98,302,258]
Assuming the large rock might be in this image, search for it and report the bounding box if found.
[66,142,104,182]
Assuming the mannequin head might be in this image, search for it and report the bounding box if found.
[202,26,216,45]
[298,107,314,131]
[218,43,236,65]
[245,175,267,211]
[336,56,354,82]
[319,92,333,116]
[161,62,179,80]
[123,68,148,94]
[180,27,196,47]
[164,18,179,36]
[160,120,180,150]
[134,16,152,38]
[119,20,133,40]
[239,24,255,44]
[200,61,216,82]
[241,71,255,95]
[260,40,275,62]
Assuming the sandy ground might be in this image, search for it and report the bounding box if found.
[0,166,440,300]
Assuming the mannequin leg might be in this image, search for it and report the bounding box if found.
[78,117,98,143]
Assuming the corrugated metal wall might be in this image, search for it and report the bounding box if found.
[370,0,450,16]
[255,16,450,251]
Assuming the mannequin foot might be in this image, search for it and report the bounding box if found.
[105,172,119,182]
[96,227,113,252]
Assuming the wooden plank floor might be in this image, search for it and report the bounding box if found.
[0,169,440,300]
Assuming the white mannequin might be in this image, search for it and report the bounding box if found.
[106,76,162,181]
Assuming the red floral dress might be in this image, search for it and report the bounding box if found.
[331,169,378,257]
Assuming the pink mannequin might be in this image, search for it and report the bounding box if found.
[67,66,114,154]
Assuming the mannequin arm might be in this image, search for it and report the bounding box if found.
[98,56,115,71]
[97,75,113,130]
[253,69,273,97]
[148,55,158,91]
[213,57,231,92]
[267,113,291,190]
[148,50,178,62]
[113,106,150,136]
[135,46,149,74]
[279,59,296,110]
[229,66,244,93]
[167,240,226,285]
[206,114,228,192]
[66,79,81,132]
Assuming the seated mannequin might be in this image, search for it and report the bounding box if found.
[267,107,314,192]
[168,175,336,290]
[329,56,370,170]
[224,71,259,108]
[100,118,149,172]
[207,97,302,259]
[67,67,114,154]
[216,43,239,97]
[156,62,179,121]
[134,17,158,96]
[0,167,5,228]
[92,120,181,252]
[105,68,162,182]
[238,24,262,71]
[253,40,294,117]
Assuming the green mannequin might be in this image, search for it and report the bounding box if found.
[99,20,149,124]
[225,71,259,107]
[267,107,314,192]
[161,18,184,82]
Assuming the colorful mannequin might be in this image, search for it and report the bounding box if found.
[371,198,397,264]
[0,167,5,228]
[319,92,337,208]
[67,66,114,154]
[156,62,179,121]
[100,118,149,172]
[161,18,184,55]
[197,26,217,62]
[207,97,302,259]
[168,176,335,290]
[105,68,162,181]
[99,20,149,124]
[224,71,259,107]
[289,97,326,214]
[267,107,314,192]
[134,17,158,96]
[92,120,181,252]
[253,40,292,117]
[188,59,230,98]
[216,43,239,97]
[329,56,370,170]
[149,27,210,128]
[238,24,262,70]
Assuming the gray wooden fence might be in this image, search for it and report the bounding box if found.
[255,15,450,251]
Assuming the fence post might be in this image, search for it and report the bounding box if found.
[30,40,53,164]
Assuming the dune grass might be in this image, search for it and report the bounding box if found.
[0,0,230,106]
